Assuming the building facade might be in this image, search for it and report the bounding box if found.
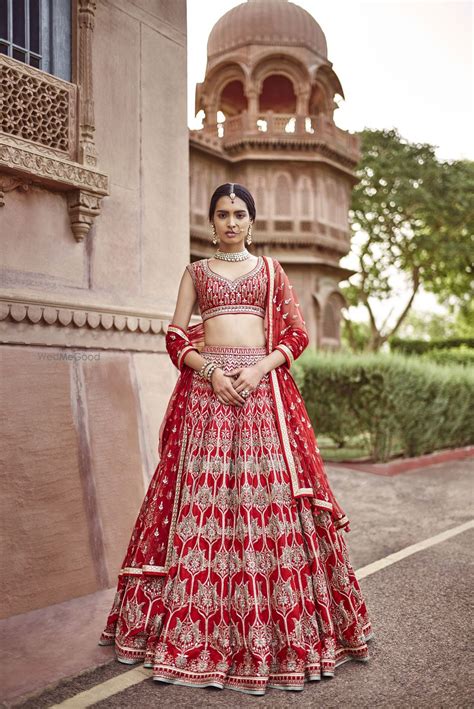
[190,0,358,348]
[0,0,360,620]
[0,0,190,618]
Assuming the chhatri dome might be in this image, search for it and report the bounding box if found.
[207,0,328,59]
[195,0,345,126]
[190,0,360,351]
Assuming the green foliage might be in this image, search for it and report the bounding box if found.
[295,349,474,462]
[340,316,372,352]
[394,302,474,342]
[419,347,474,367]
[345,127,473,350]
[389,336,474,354]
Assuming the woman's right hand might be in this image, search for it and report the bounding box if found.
[210,368,246,407]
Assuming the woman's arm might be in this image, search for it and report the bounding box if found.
[169,268,197,334]
[166,268,210,372]
[254,349,287,375]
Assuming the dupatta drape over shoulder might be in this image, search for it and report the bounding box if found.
[262,256,350,531]
[117,256,349,580]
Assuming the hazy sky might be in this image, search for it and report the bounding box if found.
[187,0,473,161]
[186,1,472,323]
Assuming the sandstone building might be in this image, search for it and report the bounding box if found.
[0,0,359,620]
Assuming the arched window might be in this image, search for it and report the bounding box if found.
[219,79,247,116]
[255,175,267,217]
[259,74,296,113]
[297,176,313,219]
[0,0,71,80]
[322,294,341,339]
[274,173,292,217]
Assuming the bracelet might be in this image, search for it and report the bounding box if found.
[198,361,212,378]
[205,363,219,381]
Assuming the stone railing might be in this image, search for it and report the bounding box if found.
[193,111,360,160]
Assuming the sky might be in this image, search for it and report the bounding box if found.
[186,0,473,326]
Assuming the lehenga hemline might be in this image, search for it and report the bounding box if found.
[98,627,374,696]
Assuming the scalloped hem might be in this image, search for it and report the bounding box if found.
[150,640,374,696]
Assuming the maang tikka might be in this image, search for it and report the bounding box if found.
[229,182,235,202]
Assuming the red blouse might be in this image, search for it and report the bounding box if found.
[186,256,267,322]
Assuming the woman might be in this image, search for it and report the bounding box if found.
[98,182,374,695]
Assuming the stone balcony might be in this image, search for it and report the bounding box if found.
[190,111,361,166]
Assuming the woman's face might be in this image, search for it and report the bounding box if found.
[211,195,252,248]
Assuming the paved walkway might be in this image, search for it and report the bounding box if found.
[3,457,473,708]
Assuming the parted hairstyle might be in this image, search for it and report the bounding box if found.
[208,183,256,223]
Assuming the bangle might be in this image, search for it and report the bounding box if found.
[198,361,212,378]
[206,363,218,380]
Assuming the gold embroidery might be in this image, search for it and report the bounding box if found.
[164,422,188,572]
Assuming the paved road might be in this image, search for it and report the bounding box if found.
[14,459,474,708]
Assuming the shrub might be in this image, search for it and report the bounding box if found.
[295,350,474,462]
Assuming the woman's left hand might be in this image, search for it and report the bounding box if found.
[224,364,265,399]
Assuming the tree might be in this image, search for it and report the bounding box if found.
[342,128,473,351]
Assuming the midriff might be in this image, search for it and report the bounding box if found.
[203,313,266,347]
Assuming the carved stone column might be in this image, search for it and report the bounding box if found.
[246,88,259,118]
[77,0,98,167]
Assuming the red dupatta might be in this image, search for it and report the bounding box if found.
[262,256,350,531]
[118,256,349,579]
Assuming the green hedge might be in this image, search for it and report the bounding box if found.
[389,336,474,354]
[294,350,474,462]
[420,347,474,368]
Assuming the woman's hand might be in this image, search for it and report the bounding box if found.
[210,368,247,407]
[224,363,266,401]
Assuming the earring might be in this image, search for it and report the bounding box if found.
[211,223,218,245]
[246,224,252,245]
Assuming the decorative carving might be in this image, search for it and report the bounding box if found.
[77,0,98,167]
[0,56,76,158]
[0,297,199,353]
[0,1,108,241]
[0,174,31,206]
[67,189,103,242]
[0,139,108,191]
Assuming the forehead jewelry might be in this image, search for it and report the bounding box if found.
[229,183,235,202]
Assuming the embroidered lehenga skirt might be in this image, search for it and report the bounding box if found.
[99,345,373,695]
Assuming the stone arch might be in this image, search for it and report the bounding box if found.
[197,61,248,119]
[312,293,322,349]
[322,291,346,340]
[273,171,292,217]
[250,54,310,112]
[259,74,296,113]
[312,65,344,100]
[296,175,314,218]
[219,79,247,117]
[254,174,268,217]
[252,54,309,92]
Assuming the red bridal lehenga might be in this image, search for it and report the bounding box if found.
[98,255,374,695]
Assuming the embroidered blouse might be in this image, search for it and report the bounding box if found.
[186,256,267,322]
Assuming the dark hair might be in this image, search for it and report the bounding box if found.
[208,182,256,222]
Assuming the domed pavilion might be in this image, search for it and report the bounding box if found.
[189,0,359,349]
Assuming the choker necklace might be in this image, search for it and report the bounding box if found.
[213,248,251,262]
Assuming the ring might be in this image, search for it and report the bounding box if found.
[242,390,249,397]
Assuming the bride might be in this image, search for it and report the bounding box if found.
[98,182,374,695]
